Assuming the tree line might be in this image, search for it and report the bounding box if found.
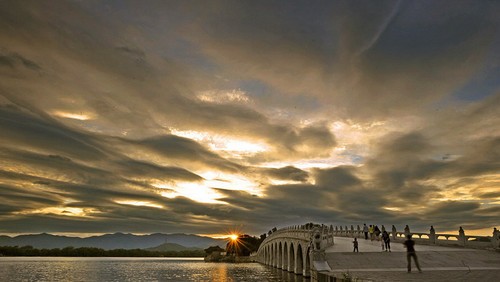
[0,245,205,257]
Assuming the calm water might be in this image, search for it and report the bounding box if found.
[0,257,310,282]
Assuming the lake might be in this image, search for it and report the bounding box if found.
[0,257,311,281]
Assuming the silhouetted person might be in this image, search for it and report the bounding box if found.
[404,235,421,273]
[382,230,391,252]
[369,225,374,241]
[404,225,411,237]
[374,225,381,240]
[459,226,465,236]
[363,224,369,240]
[353,237,359,252]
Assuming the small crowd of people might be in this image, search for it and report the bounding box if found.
[354,223,421,273]
[355,223,392,252]
[351,225,499,274]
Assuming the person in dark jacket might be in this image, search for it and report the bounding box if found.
[403,235,421,273]
[382,230,391,252]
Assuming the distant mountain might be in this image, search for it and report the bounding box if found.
[146,242,202,252]
[0,233,226,250]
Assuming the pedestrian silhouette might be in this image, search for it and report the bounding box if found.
[382,230,391,252]
[404,234,422,273]
[363,224,369,240]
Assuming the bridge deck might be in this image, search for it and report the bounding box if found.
[323,237,500,281]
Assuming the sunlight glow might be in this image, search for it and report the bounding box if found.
[197,89,250,104]
[229,234,238,241]
[170,129,268,156]
[115,200,163,209]
[53,111,94,120]
[200,171,262,195]
[383,206,402,212]
[154,170,263,203]
[155,182,226,204]
[15,207,98,217]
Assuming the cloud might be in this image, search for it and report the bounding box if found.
[114,159,203,182]
[0,105,109,161]
[129,135,244,172]
[0,52,41,70]
[0,0,498,236]
[315,166,362,190]
[261,166,309,182]
[426,201,481,218]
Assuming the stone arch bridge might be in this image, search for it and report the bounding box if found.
[255,224,335,277]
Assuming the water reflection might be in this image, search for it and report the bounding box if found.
[0,257,311,282]
[267,266,311,282]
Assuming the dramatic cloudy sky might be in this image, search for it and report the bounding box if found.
[1,0,499,237]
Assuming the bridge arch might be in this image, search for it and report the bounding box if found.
[256,224,335,277]
[296,243,304,275]
[283,241,288,270]
[278,242,283,269]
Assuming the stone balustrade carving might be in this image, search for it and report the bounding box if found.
[329,225,498,250]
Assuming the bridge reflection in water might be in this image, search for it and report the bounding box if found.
[267,266,311,282]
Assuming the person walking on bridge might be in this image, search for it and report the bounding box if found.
[369,225,374,241]
[404,234,422,273]
[382,230,391,252]
[353,237,359,252]
[363,224,368,240]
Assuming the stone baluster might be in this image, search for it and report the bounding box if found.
[391,225,397,240]
[492,227,499,249]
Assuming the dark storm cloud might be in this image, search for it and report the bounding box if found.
[0,52,41,70]
[261,166,309,182]
[0,105,108,161]
[175,0,498,119]
[477,192,500,199]
[426,201,481,217]
[131,135,244,172]
[215,187,343,230]
[315,166,361,190]
[0,148,112,184]
[114,159,203,182]
[0,183,62,207]
[481,206,500,216]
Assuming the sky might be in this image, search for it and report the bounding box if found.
[0,0,499,237]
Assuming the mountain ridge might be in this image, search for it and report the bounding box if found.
[0,233,226,250]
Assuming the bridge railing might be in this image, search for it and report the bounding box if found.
[330,225,499,250]
[260,224,335,247]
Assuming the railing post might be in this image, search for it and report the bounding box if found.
[492,227,499,249]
